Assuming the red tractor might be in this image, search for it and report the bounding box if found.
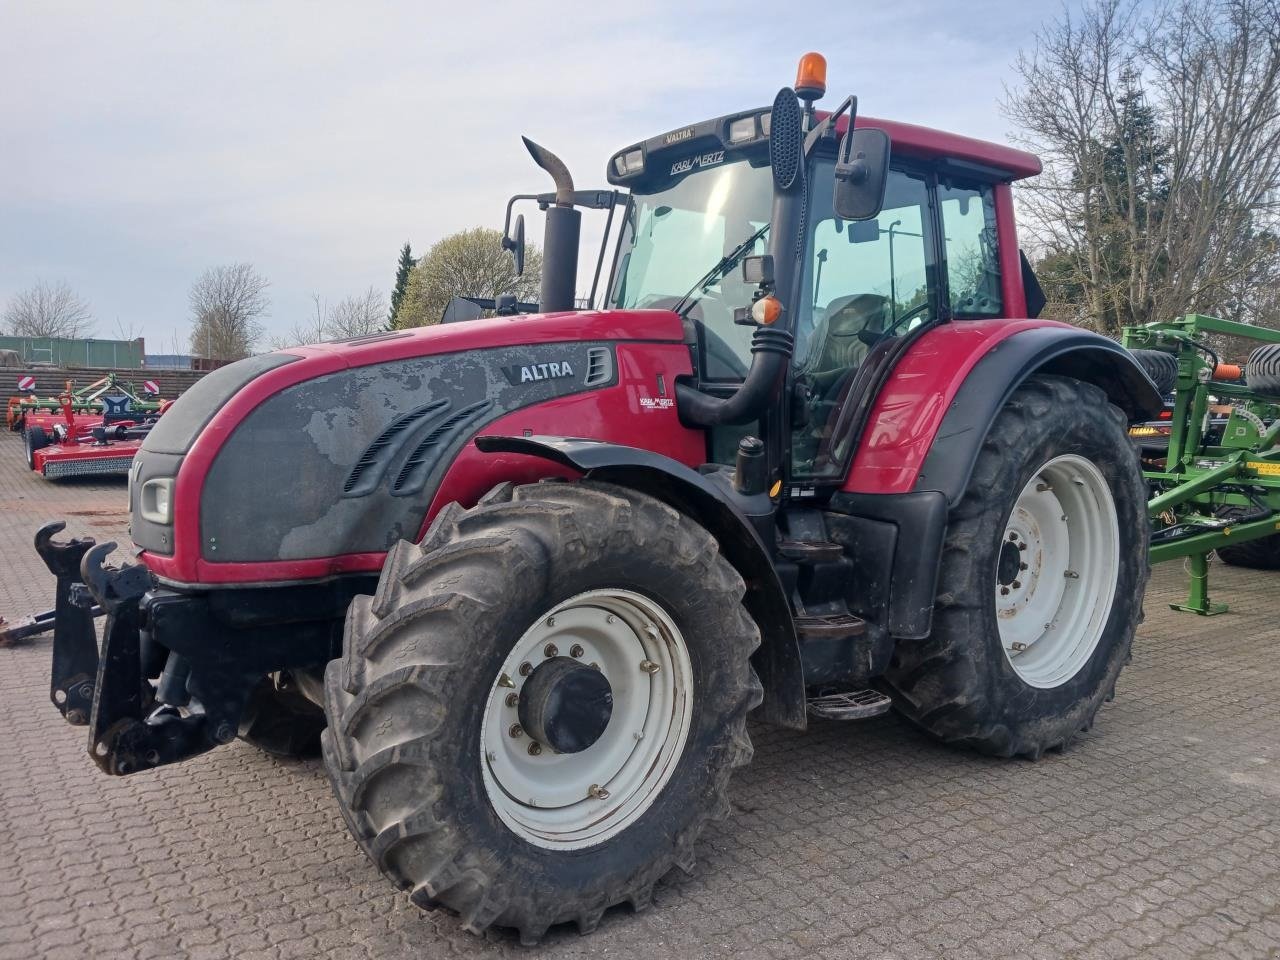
[35,54,1159,943]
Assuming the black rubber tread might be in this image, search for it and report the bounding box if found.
[1217,531,1280,570]
[24,425,48,470]
[883,375,1149,759]
[238,674,326,758]
[1245,343,1280,398]
[1129,348,1178,395]
[321,480,762,944]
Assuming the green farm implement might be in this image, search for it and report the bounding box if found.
[1124,314,1280,613]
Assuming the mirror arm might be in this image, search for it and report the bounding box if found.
[804,95,856,156]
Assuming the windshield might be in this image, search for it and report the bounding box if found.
[610,157,772,380]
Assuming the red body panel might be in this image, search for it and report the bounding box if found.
[421,342,704,536]
[24,410,105,433]
[142,311,694,585]
[841,318,1074,495]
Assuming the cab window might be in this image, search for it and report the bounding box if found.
[939,179,1001,317]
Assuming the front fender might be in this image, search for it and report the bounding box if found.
[475,435,807,730]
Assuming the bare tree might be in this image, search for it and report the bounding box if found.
[189,263,270,361]
[1005,0,1280,336]
[2,280,94,337]
[326,287,387,339]
[268,288,388,349]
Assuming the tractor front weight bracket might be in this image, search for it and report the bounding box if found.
[35,522,104,724]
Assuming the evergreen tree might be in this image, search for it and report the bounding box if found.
[388,242,416,328]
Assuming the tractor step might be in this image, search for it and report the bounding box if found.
[794,612,866,641]
[777,539,844,562]
[806,689,893,721]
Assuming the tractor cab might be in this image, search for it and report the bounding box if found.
[510,54,1044,490]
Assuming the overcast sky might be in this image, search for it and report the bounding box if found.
[0,1,1062,350]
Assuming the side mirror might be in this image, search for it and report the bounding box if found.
[441,296,485,324]
[833,128,891,221]
[502,213,526,276]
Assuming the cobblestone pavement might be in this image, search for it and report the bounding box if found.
[1,428,1278,960]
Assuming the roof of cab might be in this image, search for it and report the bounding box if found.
[837,113,1042,181]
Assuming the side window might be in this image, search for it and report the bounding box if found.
[938,179,1001,317]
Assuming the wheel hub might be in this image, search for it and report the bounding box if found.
[517,657,614,754]
[479,588,694,850]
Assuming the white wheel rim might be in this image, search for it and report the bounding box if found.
[995,454,1120,688]
[480,588,693,850]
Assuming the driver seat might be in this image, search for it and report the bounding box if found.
[800,293,891,389]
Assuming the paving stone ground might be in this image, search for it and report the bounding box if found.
[0,428,1277,959]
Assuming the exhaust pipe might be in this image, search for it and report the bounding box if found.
[523,137,580,313]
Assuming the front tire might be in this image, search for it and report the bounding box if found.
[885,375,1149,758]
[321,480,761,944]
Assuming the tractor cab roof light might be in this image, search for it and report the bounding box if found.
[728,116,758,144]
[613,149,644,178]
[795,52,827,101]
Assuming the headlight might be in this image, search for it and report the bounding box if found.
[612,148,644,177]
[140,478,174,524]
[728,116,758,144]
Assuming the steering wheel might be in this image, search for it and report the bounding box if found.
[860,301,931,346]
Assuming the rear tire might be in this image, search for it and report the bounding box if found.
[1217,534,1280,570]
[884,375,1149,758]
[25,425,49,470]
[1130,349,1178,395]
[321,480,761,944]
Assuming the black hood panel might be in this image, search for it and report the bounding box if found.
[198,342,614,562]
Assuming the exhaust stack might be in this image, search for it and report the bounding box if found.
[523,137,581,313]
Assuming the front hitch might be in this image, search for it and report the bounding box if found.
[35,521,102,724]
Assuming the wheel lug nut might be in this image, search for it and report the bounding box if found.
[544,643,558,658]
[527,742,542,756]
[505,693,519,708]
[509,724,523,739]
[1019,562,1028,571]
[606,614,617,624]
[518,662,533,677]
[639,659,660,675]
[588,784,610,800]
[589,662,600,671]
[1017,542,1027,551]
[1012,580,1022,589]
[1000,586,1011,596]
[1008,532,1018,541]
[570,644,584,659]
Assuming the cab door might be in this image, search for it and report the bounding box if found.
[787,162,1007,485]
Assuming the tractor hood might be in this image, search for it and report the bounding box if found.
[129,309,687,585]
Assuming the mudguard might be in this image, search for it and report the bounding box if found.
[474,435,807,730]
[846,320,1164,503]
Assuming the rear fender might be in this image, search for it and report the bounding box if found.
[475,435,807,730]
[845,320,1163,504]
